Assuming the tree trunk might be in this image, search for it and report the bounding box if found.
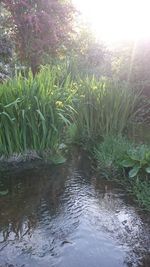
[30,56,40,77]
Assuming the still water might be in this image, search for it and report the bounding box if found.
[0,152,150,267]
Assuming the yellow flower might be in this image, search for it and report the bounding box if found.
[56,101,64,108]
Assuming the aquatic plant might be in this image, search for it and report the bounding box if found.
[121,145,150,178]
[93,135,134,178]
[0,66,75,156]
[0,65,140,161]
[93,135,150,210]
[74,77,139,142]
[132,178,150,210]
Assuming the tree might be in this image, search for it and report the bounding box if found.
[2,0,75,75]
[65,25,112,78]
[0,3,13,81]
[112,41,150,83]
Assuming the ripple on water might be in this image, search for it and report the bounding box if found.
[0,157,150,267]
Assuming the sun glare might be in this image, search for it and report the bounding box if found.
[73,0,150,43]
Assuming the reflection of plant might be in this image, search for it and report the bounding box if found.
[121,146,150,178]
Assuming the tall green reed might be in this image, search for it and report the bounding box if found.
[74,77,139,142]
[72,78,139,142]
[0,65,140,157]
[0,66,75,156]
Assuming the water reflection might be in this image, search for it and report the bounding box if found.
[0,165,67,242]
[0,154,150,267]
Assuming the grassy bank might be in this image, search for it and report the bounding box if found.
[91,135,150,210]
[0,65,149,209]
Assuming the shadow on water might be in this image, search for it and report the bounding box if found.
[0,150,150,267]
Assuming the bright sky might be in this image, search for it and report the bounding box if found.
[72,0,150,43]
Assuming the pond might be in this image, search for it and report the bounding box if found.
[0,151,150,267]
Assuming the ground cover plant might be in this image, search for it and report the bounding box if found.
[121,145,150,178]
[93,135,134,178]
[92,135,150,210]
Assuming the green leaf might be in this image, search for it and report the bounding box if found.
[51,155,66,165]
[58,113,71,126]
[4,98,22,108]
[145,167,150,174]
[129,166,140,178]
[145,152,150,161]
[121,159,135,167]
[0,189,8,196]
[129,154,140,161]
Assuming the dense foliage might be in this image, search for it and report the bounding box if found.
[0,66,74,156]
[0,66,139,156]
[0,2,13,80]
[93,136,150,210]
[2,0,75,75]
[74,78,139,142]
